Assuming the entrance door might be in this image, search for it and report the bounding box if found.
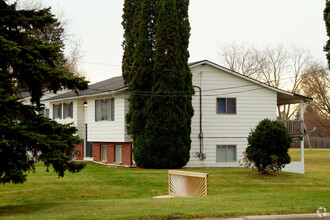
[85,124,93,158]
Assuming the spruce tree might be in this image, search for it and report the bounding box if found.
[122,0,193,168]
[0,1,88,183]
[324,0,330,69]
[144,0,193,168]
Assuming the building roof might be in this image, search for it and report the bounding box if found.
[45,60,312,105]
[189,60,313,105]
[44,76,126,101]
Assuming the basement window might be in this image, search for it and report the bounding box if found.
[115,145,122,163]
[216,145,237,162]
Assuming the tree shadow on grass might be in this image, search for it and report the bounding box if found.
[0,203,61,217]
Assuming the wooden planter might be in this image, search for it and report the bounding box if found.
[168,170,210,197]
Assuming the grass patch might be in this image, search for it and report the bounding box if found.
[0,149,329,219]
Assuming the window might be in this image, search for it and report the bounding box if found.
[217,98,236,114]
[101,145,107,162]
[45,109,49,118]
[63,102,73,119]
[38,109,44,116]
[39,108,50,118]
[95,98,114,121]
[53,104,62,119]
[216,145,236,162]
[53,103,72,119]
[115,145,122,163]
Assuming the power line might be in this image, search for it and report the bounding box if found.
[82,61,121,67]
[72,66,308,97]
[82,86,266,98]
[203,88,263,96]
[82,61,309,87]
[83,77,294,97]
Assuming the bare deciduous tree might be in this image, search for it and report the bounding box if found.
[304,105,330,138]
[15,0,85,77]
[218,42,319,119]
[297,63,329,138]
[301,65,330,119]
[219,42,260,78]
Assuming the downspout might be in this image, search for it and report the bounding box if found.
[193,85,204,160]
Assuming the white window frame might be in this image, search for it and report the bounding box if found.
[63,102,73,119]
[53,103,62,119]
[101,145,107,162]
[216,145,237,162]
[115,145,122,163]
[45,108,50,118]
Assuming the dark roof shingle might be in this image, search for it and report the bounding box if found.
[44,76,125,101]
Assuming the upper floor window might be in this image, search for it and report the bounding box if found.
[53,104,62,119]
[63,102,73,119]
[95,98,114,121]
[53,102,73,119]
[217,98,236,114]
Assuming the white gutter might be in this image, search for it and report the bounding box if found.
[46,87,128,102]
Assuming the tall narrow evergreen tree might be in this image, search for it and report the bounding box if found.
[324,0,330,69]
[144,0,193,168]
[122,0,157,165]
[122,0,137,85]
[122,0,193,168]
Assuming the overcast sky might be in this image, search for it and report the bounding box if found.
[37,0,328,83]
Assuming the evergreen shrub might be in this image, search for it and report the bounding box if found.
[245,119,293,174]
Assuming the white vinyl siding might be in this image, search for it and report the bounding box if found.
[187,64,277,167]
[87,94,129,143]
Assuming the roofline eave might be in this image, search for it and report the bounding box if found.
[190,60,312,101]
[45,87,128,102]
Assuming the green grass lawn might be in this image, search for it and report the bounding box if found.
[0,149,329,219]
